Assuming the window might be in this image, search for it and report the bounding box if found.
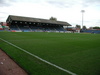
[15,22,17,23]
[25,22,27,24]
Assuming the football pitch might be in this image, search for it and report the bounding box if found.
[0,32,100,75]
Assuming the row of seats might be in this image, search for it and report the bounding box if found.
[82,30,100,34]
[9,25,66,32]
[9,25,19,30]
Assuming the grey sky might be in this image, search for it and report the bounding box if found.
[0,0,100,27]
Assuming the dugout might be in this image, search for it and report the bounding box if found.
[6,15,71,32]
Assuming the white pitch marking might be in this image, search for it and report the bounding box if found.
[0,38,77,75]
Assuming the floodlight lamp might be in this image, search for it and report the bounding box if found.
[81,10,85,13]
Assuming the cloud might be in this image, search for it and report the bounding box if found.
[0,12,8,14]
[47,0,100,8]
[47,1,68,8]
[84,0,100,3]
[47,0,81,8]
[82,0,100,7]
[0,0,16,7]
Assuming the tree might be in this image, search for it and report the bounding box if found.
[93,26,100,29]
[50,17,57,21]
[76,24,81,29]
[82,26,87,30]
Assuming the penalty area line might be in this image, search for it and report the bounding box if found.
[0,38,77,75]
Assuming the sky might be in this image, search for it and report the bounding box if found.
[0,0,100,28]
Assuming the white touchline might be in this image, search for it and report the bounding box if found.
[0,38,77,75]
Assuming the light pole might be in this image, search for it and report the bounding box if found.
[81,10,85,30]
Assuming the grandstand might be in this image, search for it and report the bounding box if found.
[82,29,100,34]
[6,15,71,32]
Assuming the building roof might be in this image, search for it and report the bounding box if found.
[7,15,71,26]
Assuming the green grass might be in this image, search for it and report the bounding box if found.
[0,32,100,75]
